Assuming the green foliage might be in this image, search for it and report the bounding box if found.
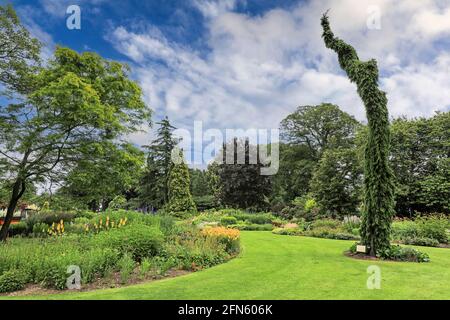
[109,195,127,210]
[193,195,217,211]
[166,150,197,214]
[390,113,450,214]
[321,13,395,255]
[32,222,49,237]
[311,147,363,216]
[377,245,430,262]
[139,117,178,209]
[118,253,135,284]
[61,143,144,211]
[0,4,41,96]
[214,138,272,210]
[0,43,151,239]
[304,226,360,240]
[139,257,152,278]
[280,103,360,159]
[278,195,319,221]
[0,270,27,293]
[231,223,273,231]
[92,224,164,261]
[8,221,28,237]
[272,227,303,236]
[391,215,449,245]
[24,211,76,232]
[402,237,439,247]
[220,216,238,226]
[190,169,213,197]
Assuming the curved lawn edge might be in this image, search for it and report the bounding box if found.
[4,232,450,300]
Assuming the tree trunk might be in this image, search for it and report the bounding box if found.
[0,179,26,242]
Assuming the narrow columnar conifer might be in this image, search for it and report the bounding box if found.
[321,13,395,255]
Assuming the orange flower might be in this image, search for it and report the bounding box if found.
[201,226,240,241]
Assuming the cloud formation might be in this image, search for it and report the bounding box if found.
[107,0,449,143]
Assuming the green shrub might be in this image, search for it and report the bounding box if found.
[0,270,27,293]
[139,258,153,278]
[311,219,341,229]
[118,254,135,284]
[392,215,449,245]
[230,223,273,231]
[272,228,302,236]
[416,216,448,244]
[32,222,49,237]
[220,216,238,226]
[92,224,164,261]
[8,222,28,237]
[304,226,359,240]
[194,195,217,211]
[403,237,440,247]
[229,212,273,225]
[377,245,430,262]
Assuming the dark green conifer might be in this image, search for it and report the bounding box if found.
[321,13,395,255]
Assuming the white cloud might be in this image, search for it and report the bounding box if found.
[106,0,449,150]
[192,0,240,18]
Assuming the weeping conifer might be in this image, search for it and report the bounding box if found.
[321,13,395,255]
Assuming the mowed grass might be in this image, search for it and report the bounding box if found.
[6,231,450,300]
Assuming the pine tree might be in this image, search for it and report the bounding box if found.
[321,13,395,255]
[140,116,178,209]
[166,149,196,215]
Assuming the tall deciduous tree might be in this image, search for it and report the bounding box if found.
[280,103,359,160]
[321,13,395,255]
[311,147,363,217]
[61,142,145,211]
[0,4,41,96]
[0,47,150,240]
[390,112,450,215]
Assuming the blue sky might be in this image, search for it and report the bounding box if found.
[4,0,450,164]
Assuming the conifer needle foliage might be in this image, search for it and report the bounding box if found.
[321,13,395,255]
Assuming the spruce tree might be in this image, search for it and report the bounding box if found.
[321,13,395,255]
[166,149,196,215]
[140,116,178,209]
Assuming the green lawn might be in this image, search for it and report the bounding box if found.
[6,231,450,299]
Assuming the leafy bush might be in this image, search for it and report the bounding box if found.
[272,227,302,236]
[392,215,449,245]
[231,212,273,225]
[304,226,359,240]
[25,211,77,230]
[311,219,341,229]
[8,222,28,237]
[416,216,448,244]
[92,224,164,261]
[0,270,27,293]
[230,223,273,231]
[32,222,49,237]
[343,215,361,233]
[403,237,440,247]
[194,195,217,211]
[220,216,238,226]
[377,245,430,262]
